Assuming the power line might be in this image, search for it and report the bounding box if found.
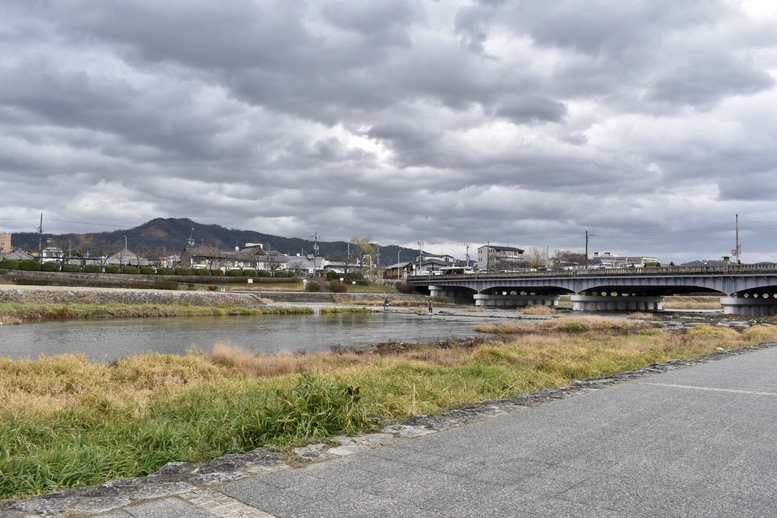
[45,218,126,229]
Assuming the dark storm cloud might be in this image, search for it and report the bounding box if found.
[1,0,777,263]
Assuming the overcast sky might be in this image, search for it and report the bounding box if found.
[2,0,777,264]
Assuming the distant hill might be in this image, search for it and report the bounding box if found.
[8,218,413,266]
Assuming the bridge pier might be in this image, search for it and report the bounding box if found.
[473,293,559,308]
[428,285,475,302]
[570,295,664,312]
[720,296,777,316]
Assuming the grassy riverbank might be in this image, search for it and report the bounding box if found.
[0,302,377,324]
[3,316,777,500]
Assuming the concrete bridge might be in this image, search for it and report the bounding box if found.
[407,264,777,316]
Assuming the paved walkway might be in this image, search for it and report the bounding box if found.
[7,345,777,517]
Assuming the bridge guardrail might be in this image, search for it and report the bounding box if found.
[408,263,777,282]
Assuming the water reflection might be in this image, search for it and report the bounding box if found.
[1,312,482,363]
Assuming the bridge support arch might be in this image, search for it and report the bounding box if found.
[473,293,559,308]
[721,296,777,316]
[570,294,664,312]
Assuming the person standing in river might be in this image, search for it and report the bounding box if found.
[428,298,433,314]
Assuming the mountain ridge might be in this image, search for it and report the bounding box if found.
[7,218,413,266]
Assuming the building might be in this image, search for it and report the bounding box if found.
[40,240,64,264]
[285,254,325,276]
[477,245,525,272]
[0,232,10,256]
[3,250,33,261]
[384,261,413,280]
[590,252,660,269]
[105,247,151,267]
[181,244,260,271]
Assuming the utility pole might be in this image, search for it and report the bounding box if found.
[734,214,741,264]
[585,231,594,269]
[417,241,424,274]
[38,213,43,262]
[311,231,319,276]
[464,242,470,266]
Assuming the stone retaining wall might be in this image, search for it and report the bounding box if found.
[0,287,263,308]
[0,287,428,307]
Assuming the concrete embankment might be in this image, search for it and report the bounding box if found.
[0,284,426,308]
[0,285,264,308]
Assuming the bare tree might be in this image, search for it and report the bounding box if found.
[265,251,284,276]
[287,259,305,275]
[350,235,377,277]
[200,245,223,273]
[553,249,585,269]
[526,246,546,269]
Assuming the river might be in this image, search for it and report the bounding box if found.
[0,311,490,363]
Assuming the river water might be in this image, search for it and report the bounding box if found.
[0,311,489,363]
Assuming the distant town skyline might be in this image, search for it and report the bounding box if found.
[0,215,748,266]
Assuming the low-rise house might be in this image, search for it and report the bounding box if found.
[237,244,288,273]
[40,241,64,264]
[3,250,34,261]
[181,244,259,272]
[285,254,326,276]
[413,257,450,274]
[105,247,151,267]
[384,261,413,280]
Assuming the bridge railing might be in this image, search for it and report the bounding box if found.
[409,263,777,281]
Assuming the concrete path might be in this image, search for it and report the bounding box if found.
[9,345,777,517]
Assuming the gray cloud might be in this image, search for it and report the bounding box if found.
[1,0,777,264]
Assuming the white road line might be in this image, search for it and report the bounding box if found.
[640,382,777,397]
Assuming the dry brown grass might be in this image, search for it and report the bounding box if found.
[663,296,722,310]
[209,343,379,377]
[473,315,650,335]
[521,305,556,315]
[627,312,654,320]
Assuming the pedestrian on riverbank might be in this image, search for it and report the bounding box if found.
[384,298,390,311]
[428,298,433,314]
